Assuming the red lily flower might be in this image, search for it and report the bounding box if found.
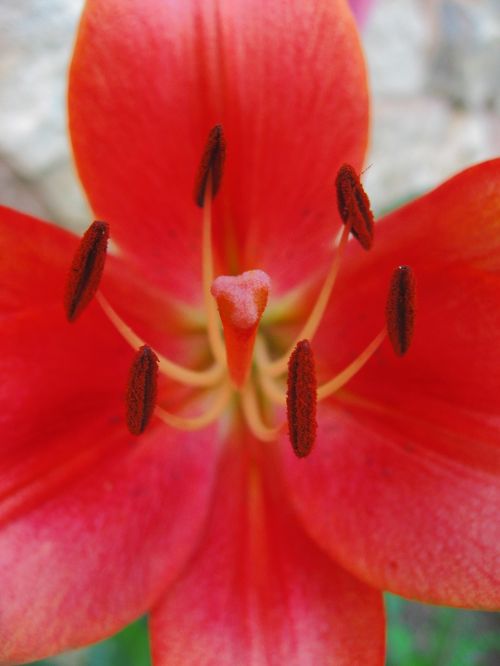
[1,0,499,664]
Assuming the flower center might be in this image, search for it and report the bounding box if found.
[65,125,416,457]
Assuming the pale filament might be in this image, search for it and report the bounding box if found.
[155,380,232,430]
[202,182,227,366]
[317,329,386,400]
[255,329,386,407]
[254,336,286,406]
[97,292,223,387]
[241,379,283,442]
[261,222,352,378]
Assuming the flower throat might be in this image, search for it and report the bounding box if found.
[65,125,416,458]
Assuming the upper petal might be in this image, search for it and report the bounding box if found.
[283,160,500,608]
[0,208,219,662]
[150,435,385,666]
[68,0,369,301]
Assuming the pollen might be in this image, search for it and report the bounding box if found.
[126,345,159,435]
[335,163,374,250]
[287,340,317,458]
[64,220,109,322]
[386,265,416,356]
[194,124,226,207]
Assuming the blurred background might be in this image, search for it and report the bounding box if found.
[1,0,499,664]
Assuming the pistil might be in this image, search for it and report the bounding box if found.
[211,270,271,388]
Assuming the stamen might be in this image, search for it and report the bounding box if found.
[211,270,271,387]
[155,380,232,431]
[255,337,287,406]
[335,163,374,250]
[202,182,227,366]
[386,265,416,356]
[194,124,226,208]
[97,293,223,387]
[317,329,386,400]
[126,345,159,435]
[287,340,317,458]
[241,380,282,442]
[65,220,109,322]
[261,222,351,378]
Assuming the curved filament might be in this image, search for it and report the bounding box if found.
[155,381,232,431]
[97,293,223,387]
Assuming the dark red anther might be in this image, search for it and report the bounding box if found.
[335,163,374,250]
[64,220,109,322]
[194,124,226,207]
[386,265,416,356]
[126,345,159,435]
[287,340,317,458]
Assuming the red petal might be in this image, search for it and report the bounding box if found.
[0,208,219,661]
[282,405,500,608]
[315,159,500,468]
[0,207,128,491]
[0,426,219,664]
[68,0,369,301]
[151,438,385,665]
[283,160,500,607]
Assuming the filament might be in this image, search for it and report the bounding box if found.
[155,380,232,430]
[240,380,282,442]
[97,293,223,387]
[317,329,386,400]
[202,183,227,366]
[261,222,351,377]
[255,337,286,406]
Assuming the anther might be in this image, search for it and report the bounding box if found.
[386,265,416,356]
[194,124,226,207]
[287,340,317,458]
[65,220,109,322]
[335,163,374,250]
[126,345,159,435]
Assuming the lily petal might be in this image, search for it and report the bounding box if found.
[317,159,500,465]
[0,424,219,664]
[151,437,385,666]
[0,208,219,662]
[68,0,369,301]
[282,405,500,609]
[284,160,500,608]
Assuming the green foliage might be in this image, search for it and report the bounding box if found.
[28,617,151,666]
[386,594,500,666]
[29,598,500,665]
